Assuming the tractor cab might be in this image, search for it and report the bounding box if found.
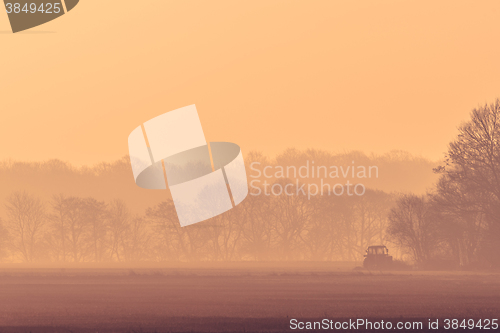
[363,245,393,269]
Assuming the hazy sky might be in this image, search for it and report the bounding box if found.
[1,0,499,166]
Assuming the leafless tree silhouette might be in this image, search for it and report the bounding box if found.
[5,191,47,262]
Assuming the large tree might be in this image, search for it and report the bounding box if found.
[434,98,500,267]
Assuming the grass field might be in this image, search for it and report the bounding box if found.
[0,263,499,332]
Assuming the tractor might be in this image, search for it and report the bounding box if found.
[363,245,393,269]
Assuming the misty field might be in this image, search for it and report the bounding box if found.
[0,263,499,332]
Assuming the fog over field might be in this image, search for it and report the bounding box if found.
[0,149,440,265]
[0,149,437,218]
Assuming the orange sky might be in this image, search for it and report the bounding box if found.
[1,0,499,166]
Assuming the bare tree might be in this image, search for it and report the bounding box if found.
[122,216,153,262]
[434,98,500,267]
[82,198,107,262]
[63,197,88,262]
[5,191,47,262]
[146,200,207,261]
[432,176,486,266]
[203,207,243,261]
[270,180,312,260]
[301,196,335,261]
[350,190,394,259]
[0,217,9,261]
[441,99,500,201]
[48,194,70,262]
[387,194,441,265]
[239,195,273,260]
[107,199,130,262]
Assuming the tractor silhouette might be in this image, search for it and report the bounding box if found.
[363,245,393,269]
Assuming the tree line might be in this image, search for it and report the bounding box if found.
[0,186,394,263]
[1,100,499,269]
